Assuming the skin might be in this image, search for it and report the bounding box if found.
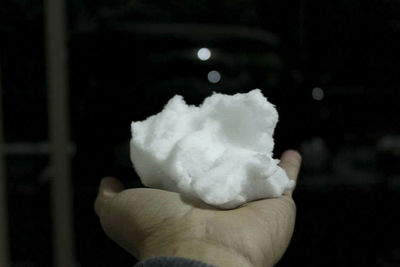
[94,150,301,267]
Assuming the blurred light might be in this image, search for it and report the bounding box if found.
[197,48,211,61]
[207,70,221,84]
[312,87,324,101]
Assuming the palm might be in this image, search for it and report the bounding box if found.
[95,150,301,267]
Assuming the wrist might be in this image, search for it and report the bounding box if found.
[140,239,253,267]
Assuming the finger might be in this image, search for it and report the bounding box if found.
[279,150,302,195]
[94,177,124,216]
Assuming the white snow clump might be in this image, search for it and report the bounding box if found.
[130,89,294,209]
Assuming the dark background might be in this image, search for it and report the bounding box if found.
[1,0,400,266]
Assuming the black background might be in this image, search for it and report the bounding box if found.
[1,0,400,266]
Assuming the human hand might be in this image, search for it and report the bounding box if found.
[94,150,301,267]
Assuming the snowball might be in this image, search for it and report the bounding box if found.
[130,89,294,209]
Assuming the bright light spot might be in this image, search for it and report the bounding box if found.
[312,87,324,101]
[197,48,211,61]
[207,70,221,84]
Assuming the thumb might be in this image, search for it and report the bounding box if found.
[94,177,124,216]
[279,150,302,196]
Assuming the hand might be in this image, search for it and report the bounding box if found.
[94,150,301,267]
